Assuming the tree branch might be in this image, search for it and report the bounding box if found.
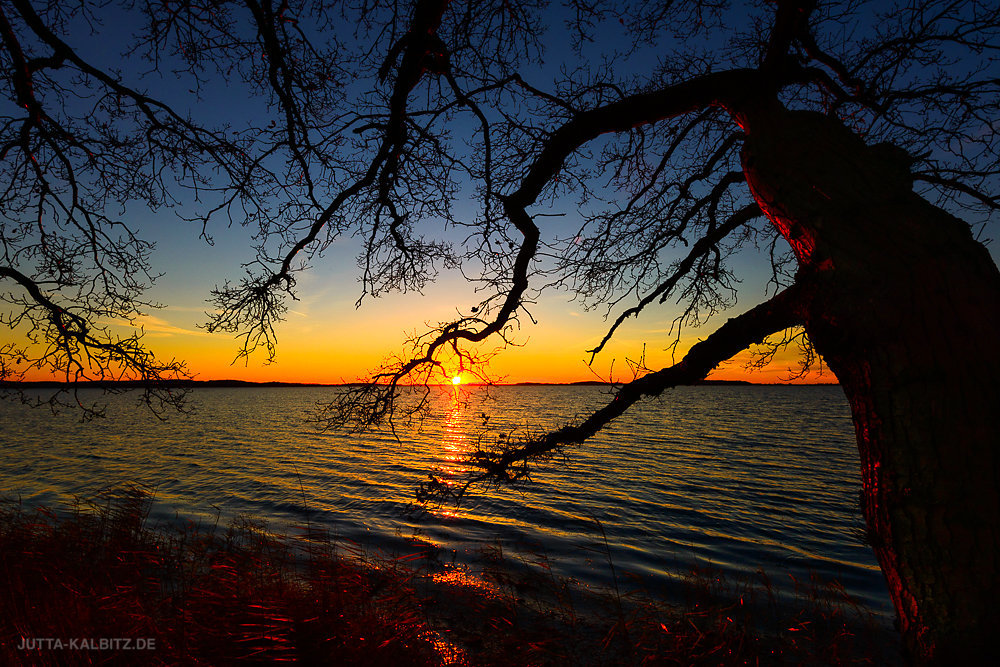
[357,71,762,390]
[587,203,762,362]
[419,282,810,501]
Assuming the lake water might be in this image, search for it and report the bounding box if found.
[0,385,893,629]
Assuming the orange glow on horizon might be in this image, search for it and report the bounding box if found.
[14,338,833,386]
[8,297,832,386]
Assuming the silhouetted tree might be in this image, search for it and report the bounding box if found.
[2,0,998,661]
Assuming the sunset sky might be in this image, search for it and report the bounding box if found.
[7,1,995,387]
[10,188,822,385]
[44,208,828,386]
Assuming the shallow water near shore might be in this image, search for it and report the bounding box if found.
[0,384,894,637]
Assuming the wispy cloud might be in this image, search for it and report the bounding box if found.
[103,314,213,338]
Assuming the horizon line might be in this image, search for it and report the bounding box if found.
[2,378,840,388]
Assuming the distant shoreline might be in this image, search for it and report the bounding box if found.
[2,378,839,388]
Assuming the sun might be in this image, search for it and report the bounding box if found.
[451,375,462,385]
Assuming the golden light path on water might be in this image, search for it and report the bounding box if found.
[0,384,892,631]
[434,400,469,520]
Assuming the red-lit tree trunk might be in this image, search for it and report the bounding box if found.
[741,106,1000,663]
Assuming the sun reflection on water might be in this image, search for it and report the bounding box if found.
[0,385,891,622]
[430,397,471,519]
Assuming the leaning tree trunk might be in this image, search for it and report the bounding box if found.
[740,106,1000,663]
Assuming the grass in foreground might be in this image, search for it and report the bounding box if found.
[0,485,894,665]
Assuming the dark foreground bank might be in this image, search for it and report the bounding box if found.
[0,485,895,665]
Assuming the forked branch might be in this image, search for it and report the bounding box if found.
[418,282,809,501]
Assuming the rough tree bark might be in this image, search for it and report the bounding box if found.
[430,76,1000,662]
[740,105,1000,663]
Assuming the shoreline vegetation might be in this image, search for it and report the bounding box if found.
[1,485,893,665]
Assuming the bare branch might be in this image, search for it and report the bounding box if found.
[419,282,810,500]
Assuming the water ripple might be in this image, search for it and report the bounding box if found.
[1,384,891,623]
